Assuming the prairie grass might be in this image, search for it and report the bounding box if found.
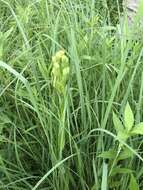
[0,0,143,189]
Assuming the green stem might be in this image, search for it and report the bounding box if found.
[109,145,122,176]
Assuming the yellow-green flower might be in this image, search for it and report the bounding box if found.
[51,50,70,94]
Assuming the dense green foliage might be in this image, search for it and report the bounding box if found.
[0,0,143,189]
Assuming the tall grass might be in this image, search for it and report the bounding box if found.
[0,0,143,189]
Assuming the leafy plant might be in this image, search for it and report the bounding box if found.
[99,102,142,189]
[114,102,143,144]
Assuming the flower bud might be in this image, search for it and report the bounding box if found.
[51,50,69,94]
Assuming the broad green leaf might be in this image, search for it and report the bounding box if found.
[124,102,134,131]
[129,174,139,190]
[117,147,133,161]
[98,149,116,159]
[110,167,133,177]
[117,130,129,143]
[113,112,124,134]
[131,122,143,135]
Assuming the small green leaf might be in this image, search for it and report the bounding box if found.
[110,167,133,177]
[131,122,143,135]
[98,149,116,159]
[129,174,139,190]
[124,102,134,132]
[113,112,124,134]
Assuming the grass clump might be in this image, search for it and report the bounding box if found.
[0,0,143,189]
